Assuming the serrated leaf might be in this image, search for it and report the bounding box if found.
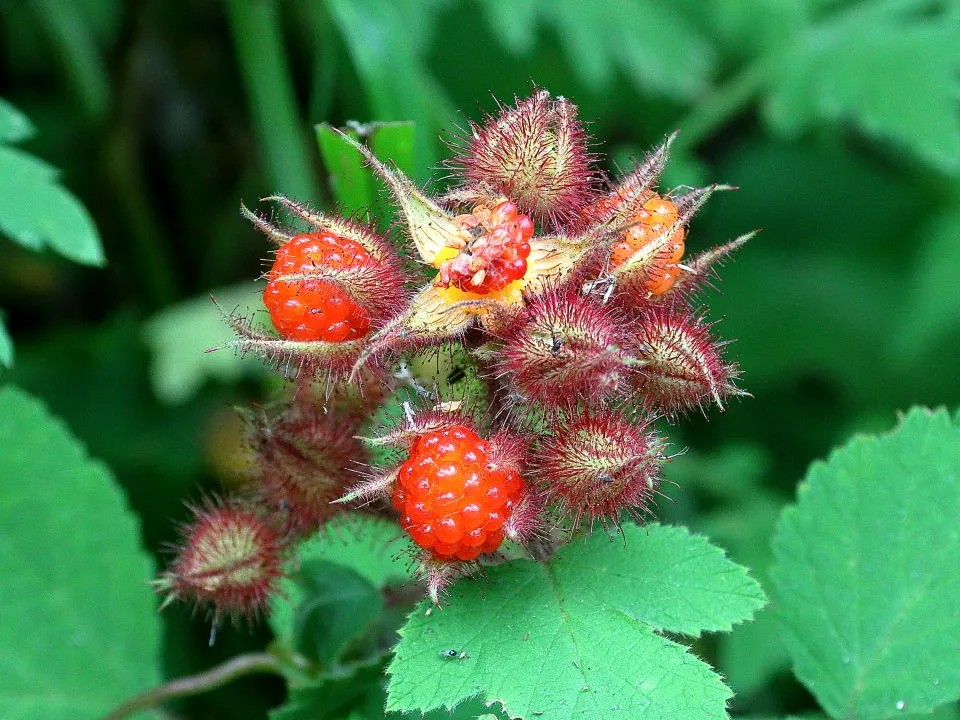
[387,524,765,719]
[271,515,415,648]
[0,98,34,142]
[772,407,960,720]
[0,312,12,368]
[142,284,267,405]
[0,145,105,266]
[0,386,160,718]
[764,9,960,172]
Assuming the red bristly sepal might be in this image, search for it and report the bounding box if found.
[531,409,666,534]
[152,499,286,638]
[492,283,634,413]
[626,301,748,418]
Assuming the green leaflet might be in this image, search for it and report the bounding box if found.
[772,407,960,719]
[388,524,766,720]
[0,386,160,718]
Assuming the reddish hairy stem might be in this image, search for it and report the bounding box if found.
[100,652,284,720]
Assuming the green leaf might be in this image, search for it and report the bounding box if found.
[387,524,765,719]
[271,658,387,720]
[0,145,105,266]
[142,284,267,405]
[540,0,715,100]
[772,407,960,719]
[271,514,415,648]
[317,122,416,215]
[893,205,960,366]
[0,98,34,142]
[317,124,378,214]
[764,8,960,173]
[369,121,416,180]
[290,560,384,666]
[0,311,12,368]
[0,386,161,718]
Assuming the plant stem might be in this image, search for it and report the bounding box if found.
[100,652,284,720]
[224,0,319,202]
[671,58,771,153]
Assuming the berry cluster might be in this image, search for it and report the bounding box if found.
[158,89,751,623]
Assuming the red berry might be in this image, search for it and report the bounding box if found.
[435,200,534,295]
[392,425,524,561]
[264,232,376,342]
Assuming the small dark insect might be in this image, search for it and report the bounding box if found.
[439,649,468,660]
[597,472,615,485]
[549,327,564,355]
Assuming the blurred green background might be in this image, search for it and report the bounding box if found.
[1,0,958,717]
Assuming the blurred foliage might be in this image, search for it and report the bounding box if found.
[0,0,958,717]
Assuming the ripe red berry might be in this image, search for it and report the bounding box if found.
[155,500,285,627]
[264,232,376,342]
[435,200,534,295]
[391,425,524,561]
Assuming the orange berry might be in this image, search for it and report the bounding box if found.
[646,265,682,295]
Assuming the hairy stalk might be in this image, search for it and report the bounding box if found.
[101,652,284,720]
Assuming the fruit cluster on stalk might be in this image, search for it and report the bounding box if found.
[155,89,752,625]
